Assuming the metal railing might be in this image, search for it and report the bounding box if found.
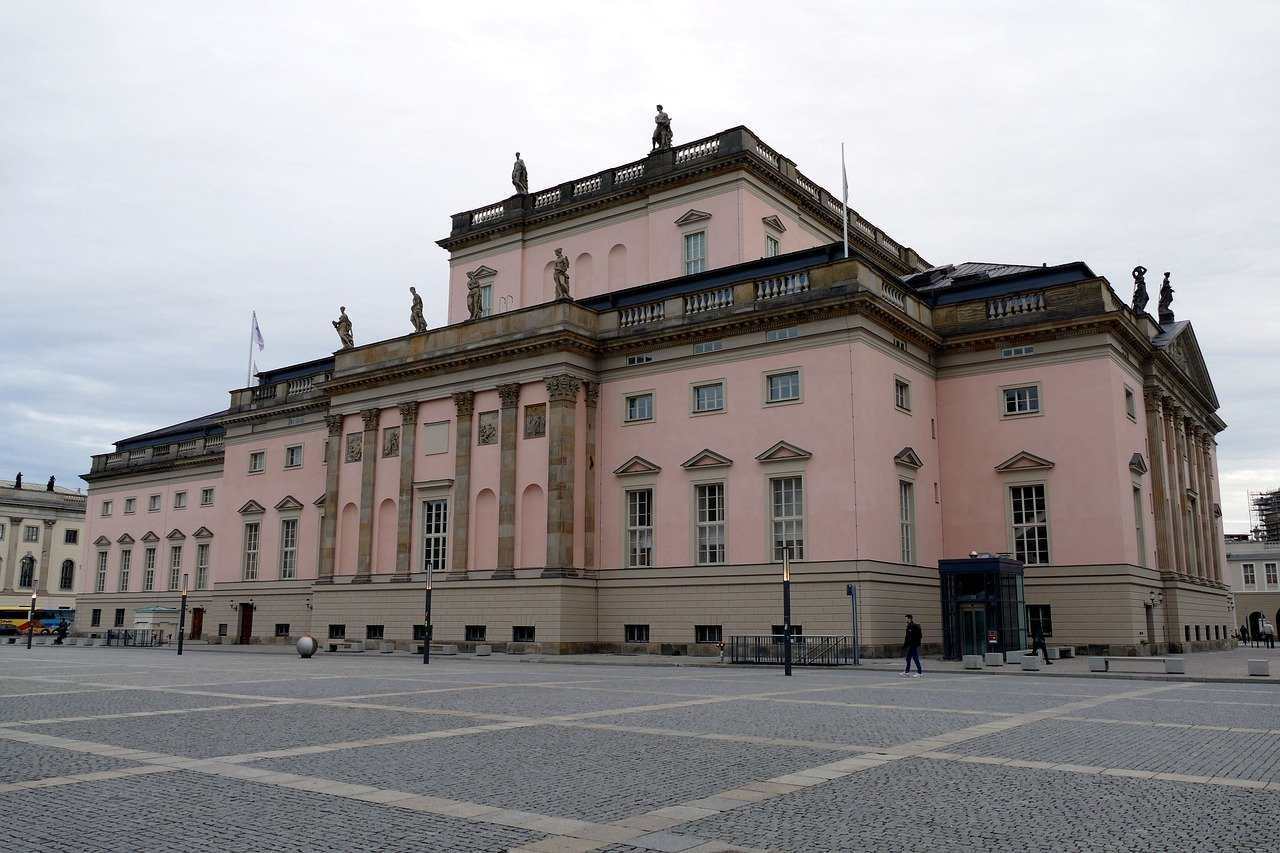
[105,629,167,647]
[729,634,854,666]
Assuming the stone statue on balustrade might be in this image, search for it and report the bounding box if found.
[12,472,21,490]
[1131,265,1149,314]
[466,272,484,321]
[652,105,672,151]
[1158,272,1175,324]
[552,248,572,300]
[511,152,528,195]
[332,306,354,349]
[409,286,428,333]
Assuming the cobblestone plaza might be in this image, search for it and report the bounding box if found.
[2,648,1277,851]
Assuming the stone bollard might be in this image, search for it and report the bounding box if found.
[963,654,984,670]
[984,652,1004,666]
[1021,656,1042,672]
[1248,659,1270,677]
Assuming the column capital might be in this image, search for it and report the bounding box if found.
[360,408,381,432]
[1143,391,1162,414]
[545,374,581,403]
[9,516,22,525]
[325,414,344,436]
[497,383,522,409]
[42,519,55,528]
[398,400,420,423]
[583,381,600,408]
[453,390,476,417]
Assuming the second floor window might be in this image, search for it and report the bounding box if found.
[174,491,187,509]
[895,379,911,412]
[196,543,210,589]
[625,393,654,423]
[285,445,303,468]
[422,499,449,573]
[101,500,113,517]
[695,483,725,565]
[693,382,724,414]
[148,494,161,512]
[1003,385,1041,416]
[23,525,38,543]
[765,234,780,257]
[124,497,136,514]
[201,487,215,506]
[1010,484,1049,565]
[242,522,260,580]
[279,518,298,580]
[899,480,915,564]
[767,371,801,404]
[1268,563,1279,588]
[118,549,132,592]
[95,551,108,593]
[626,489,654,568]
[771,477,805,561]
[1243,563,1256,588]
[684,231,706,275]
[64,529,78,545]
[248,451,265,473]
[59,559,74,591]
[18,556,34,588]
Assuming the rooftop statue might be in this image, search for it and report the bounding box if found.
[409,286,428,333]
[652,105,672,151]
[1131,265,1149,314]
[332,306,354,349]
[13,472,21,490]
[47,475,55,492]
[1158,272,1175,324]
[552,248,571,300]
[511,152,528,195]
[466,272,484,321]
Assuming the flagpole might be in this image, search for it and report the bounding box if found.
[247,312,255,387]
[841,143,849,259]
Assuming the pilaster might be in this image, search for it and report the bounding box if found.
[3,516,20,591]
[1163,402,1189,577]
[317,414,344,583]
[1194,433,1217,583]
[353,407,380,583]
[583,381,599,569]
[1143,394,1174,573]
[393,401,419,582]
[494,383,521,578]
[448,391,475,581]
[37,519,54,595]
[544,374,580,577]
[1207,438,1227,583]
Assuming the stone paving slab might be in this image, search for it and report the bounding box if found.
[0,740,140,783]
[371,685,702,716]
[0,687,264,724]
[1083,696,1280,728]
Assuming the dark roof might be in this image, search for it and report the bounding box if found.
[1150,319,1190,349]
[115,410,227,451]
[255,356,334,387]
[903,260,1097,306]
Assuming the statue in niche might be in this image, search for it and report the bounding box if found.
[1131,265,1149,314]
[409,286,428,333]
[332,306,354,349]
[552,248,571,300]
[1157,272,1175,324]
[511,152,528,195]
[466,272,485,320]
[651,104,672,151]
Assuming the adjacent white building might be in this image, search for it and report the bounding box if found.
[1224,534,1280,637]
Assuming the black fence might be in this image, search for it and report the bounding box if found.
[105,629,166,647]
[729,635,854,666]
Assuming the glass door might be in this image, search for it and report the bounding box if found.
[960,605,987,657]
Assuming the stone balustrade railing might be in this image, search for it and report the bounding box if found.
[674,138,720,164]
[619,301,665,328]
[684,287,734,315]
[987,291,1046,319]
[94,433,226,473]
[573,175,603,196]
[882,283,907,310]
[251,384,276,401]
[470,203,505,225]
[755,272,810,301]
[534,188,561,208]
[614,162,645,184]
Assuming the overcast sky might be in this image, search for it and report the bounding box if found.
[3,1,1277,532]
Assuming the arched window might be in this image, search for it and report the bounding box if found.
[18,555,35,588]
[60,559,75,591]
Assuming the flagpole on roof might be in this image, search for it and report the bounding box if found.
[247,311,265,387]
[841,143,850,260]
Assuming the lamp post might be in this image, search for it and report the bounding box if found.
[782,552,792,677]
[26,591,36,650]
[177,573,189,655]
[422,567,433,665]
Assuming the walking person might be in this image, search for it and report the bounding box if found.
[1032,624,1053,665]
[1266,620,1276,650]
[1240,623,1250,647]
[901,614,923,678]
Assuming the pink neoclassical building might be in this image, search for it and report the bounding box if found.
[78,122,1231,656]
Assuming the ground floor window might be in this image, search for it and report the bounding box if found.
[413,625,428,641]
[422,498,448,573]
[694,624,722,644]
[328,624,346,640]
[113,608,125,627]
[624,624,650,644]
[274,623,290,637]
[59,559,74,591]
[18,556,34,588]
[464,625,486,642]
[1026,604,1053,638]
[513,625,535,643]
[366,624,384,640]
[90,608,101,627]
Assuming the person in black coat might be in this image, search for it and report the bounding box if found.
[1032,625,1053,665]
[901,614,923,677]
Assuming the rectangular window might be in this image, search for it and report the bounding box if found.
[60,560,74,590]
[242,522,260,580]
[143,547,156,591]
[91,608,102,627]
[248,450,265,473]
[899,480,915,564]
[95,551,108,593]
[1001,345,1035,358]
[626,353,654,366]
[766,370,801,404]
[101,500,113,517]
[279,518,298,579]
[766,327,799,343]
[625,392,654,423]
[200,487,215,506]
[23,525,38,543]
[626,488,654,568]
[173,491,187,510]
[480,283,493,317]
[771,476,805,561]
[895,379,911,413]
[148,494,161,512]
[695,483,726,565]
[1133,486,1146,567]
[1010,484,1050,565]
[422,498,449,573]
[513,625,536,643]
[1027,604,1053,638]
[692,382,725,414]
[413,625,428,641]
[693,340,723,355]
[275,624,290,637]
[124,497,136,514]
[684,231,706,275]
[1243,563,1257,588]
[284,444,303,468]
[1125,387,1137,420]
[1267,563,1279,589]
[765,234,780,257]
[1003,385,1041,416]
[0,523,4,540]
[114,608,125,628]
[118,550,132,592]
[64,529,79,545]
[625,624,650,644]
[328,624,346,640]
[196,543,210,590]
[366,624,385,640]
[168,545,182,590]
[695,624,722,644]
[464,625,486,642]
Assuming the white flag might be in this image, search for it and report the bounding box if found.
[252,311,265,351]
[840,143,850,259]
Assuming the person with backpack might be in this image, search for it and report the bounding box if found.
[901,614,923,677]
[1032,624,1053,665]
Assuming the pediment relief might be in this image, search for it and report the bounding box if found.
[467,264,497,281]
[116,533,135,545]
[238,499,266,515]
[93,535,112,547]
[1128,453,1148,475]
[755,441,813,463]
[166,529,186,541]
[894,447,924,469]
[761,215,787,234]
[674,209,712,226]
[681,449,733,470]
[192,526,214,539]
[994,450,1055,473]
[140,531,160,543]
[274,495,304,511]
[613,456,662,477]
[1160,324,1219,409]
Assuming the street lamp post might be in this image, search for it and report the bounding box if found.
[26,591,36,650]
[422,568,433,665]
[782,552,793,677]
[177,573,189,656]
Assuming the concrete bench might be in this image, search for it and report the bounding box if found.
[1056,646,1075,658]
[1021,656,1042,671]
[328,640,365,653]
[433,644,458,656]
[963,654,984,670]
[1093,656,1184,674]
[1005,649,1033,664]
[1249,659,1270,677]
[984,652,1004,666]
[474,644,492,657]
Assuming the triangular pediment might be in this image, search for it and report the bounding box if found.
[274,495,304,511]
[994,450,1055,472]
[1128,453,1148,475]
[681,449,733,470]
[166,528,185,541]
[116,533,135,545]
[674,209,712,226]
[612,456,662,477]
[755,441,813,463]
[238,499,266,515]
[140,531,160,543]
[192,526,214,539]
[761,214,787,234]
[93,535,112,547]
[467,264,497,281]
[313,494,327,507]
[894,447,924,469]
[1155,323,1219,409]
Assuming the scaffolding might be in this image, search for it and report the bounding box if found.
[1250,489,1280,543]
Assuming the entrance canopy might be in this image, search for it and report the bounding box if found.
[939,556,1025,660]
